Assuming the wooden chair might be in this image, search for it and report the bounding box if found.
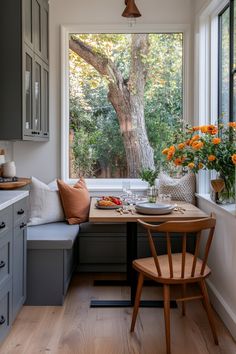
[130,215,218,354]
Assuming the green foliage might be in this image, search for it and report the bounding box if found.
[69,33,183,178]
[139,168,159,186]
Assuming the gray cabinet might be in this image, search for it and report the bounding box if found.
[0,0,49,141]
[12,200,27,320]
[23,0,49,64]
[0,197,28,342]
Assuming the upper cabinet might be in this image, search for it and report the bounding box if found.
[23,0,49,64]
[0,0,49,141]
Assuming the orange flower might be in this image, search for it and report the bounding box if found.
[167,152,173,160]
[231,154,236,164]
[228,122,236,128]
[212,137,221,144]
[207,125,218,135]
[192,126,200,131]
[169,145,175,153]
[188,162,195,169]
[162,148,169,155]
[200,126,208,133]
[192,141,204,150]
[210,129,218,135]
[198,163,204,169]
[192,134,200,141]
[208,155,216,161]
[200,125,217,135]
[186,139,191,146]
[178,143,185,150]
[174,158,182,166]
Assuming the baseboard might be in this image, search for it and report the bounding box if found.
[207,279,236,340]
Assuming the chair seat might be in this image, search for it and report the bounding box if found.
[133,253,211,283]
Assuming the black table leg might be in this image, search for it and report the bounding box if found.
[90,221,177,309]
[126,222,138,305]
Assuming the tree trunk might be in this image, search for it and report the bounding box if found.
[69,34,155,177]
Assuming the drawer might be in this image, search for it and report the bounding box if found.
[0,206,12,238]
[14,198,28,226]
[0,231,12,288]
[0,280,12,342]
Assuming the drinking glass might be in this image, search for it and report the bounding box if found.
[122,181,131,196]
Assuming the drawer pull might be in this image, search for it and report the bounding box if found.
[17,209,25,215]
[0,316,5,325]
[0,222,5,229]
[20,223,27,229]
[0,261,5,269]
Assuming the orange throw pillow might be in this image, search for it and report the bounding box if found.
[57,178,90,224]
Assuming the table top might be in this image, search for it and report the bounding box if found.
[89,198,208,223]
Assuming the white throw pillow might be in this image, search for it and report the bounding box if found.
[158,172,196,205]
[28,177,65,226]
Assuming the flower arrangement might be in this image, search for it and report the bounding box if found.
[162,123,236,202]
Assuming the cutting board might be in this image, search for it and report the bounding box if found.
[0,178,31,190]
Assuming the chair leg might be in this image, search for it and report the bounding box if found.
[199,280,219,345]
[130,272,144,332]
[163,284,171,354]
[181,284,186,316]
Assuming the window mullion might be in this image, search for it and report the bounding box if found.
[229,0,234,122]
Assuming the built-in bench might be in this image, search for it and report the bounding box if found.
[26,222,80,306]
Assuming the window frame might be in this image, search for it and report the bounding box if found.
[229,0,236,123]
[61,24,191,190]
[218,1,235,125]
[196,0,229,194]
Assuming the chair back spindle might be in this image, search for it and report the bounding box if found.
[166,232,173,278]
[147,229,162,276]
[181,232,187,278]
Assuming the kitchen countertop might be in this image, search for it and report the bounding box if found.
[0,190,29,211]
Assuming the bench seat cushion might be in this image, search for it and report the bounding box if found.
[27,222,80,250]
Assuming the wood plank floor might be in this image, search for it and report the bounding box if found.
[0,273,236,354]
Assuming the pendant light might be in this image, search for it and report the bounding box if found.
[122,0,141,19]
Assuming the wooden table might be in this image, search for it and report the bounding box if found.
[89,198,208,308]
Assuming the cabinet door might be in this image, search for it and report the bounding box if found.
[41,63,49,138]
[23,46,34,137]
[41,0,49,63]
[23,0,33,49]
[33,55,42,134]
[32,0,42,57]
[12,223,27,320]
[0,281,12,342]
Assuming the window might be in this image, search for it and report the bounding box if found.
[68,33,183,179]
[218,0,236,124]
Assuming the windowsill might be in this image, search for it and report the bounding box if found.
[68,178,150,192]
[196,193,236,217]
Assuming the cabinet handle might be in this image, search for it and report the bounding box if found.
[20,223,27,229]
[0,316,5,325]
[0,222,5,229]
[17,209,25,215]
[0,261,5,269]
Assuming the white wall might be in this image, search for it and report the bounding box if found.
[0,0,194,183]
[198,197,236,339]
[193,0,210,14]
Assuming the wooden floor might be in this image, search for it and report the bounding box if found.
[1,273,236,354]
